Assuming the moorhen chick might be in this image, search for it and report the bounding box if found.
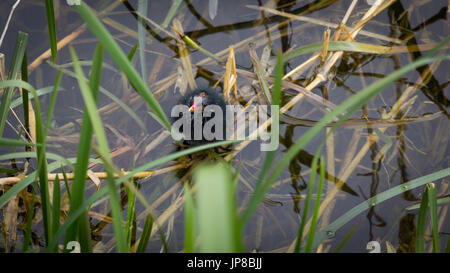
[173,87,227,146]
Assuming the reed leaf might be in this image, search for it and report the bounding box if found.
[64,44,103,252]
[183,183,195,253]
[50,175,60,252]
[136,215,153,253]
[22,184,36,253]
[416,185,429,253]
[194,162,237,252]
[0,31,28,136]
[70,47,128,252]
[305,156,325,253]
[44,0,57,63]
[427,183,439,253]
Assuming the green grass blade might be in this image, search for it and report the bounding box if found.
[445,238,450,253]
[0,31,28,136]
[74,2,171,130]
[194,162,237,252]
[426,183,439,253]
[70,47,128,252]
[305,156,325,253]
[405,196,450,211]
[60,165,71,201]
[416,185,429,253]
[136,215,153,253]
[50,175,61,252]
[23,71,54,246]
[294,150,319,253]
[21,50,29,135]
[128,43,138,60]
[0,138,40,147]
[138,0,147,80]
[11,86,65,109]
[44,69,62,138]
[65,44,103,252]
[125,185,136,248]
[22,184,36,252]
[209,0,218,20]
[161,0,183,29]
[125,163,137,249]
[230,165,244,252]
[183,183,195,253]
[44,0,57,63]
[333,226,356,253]
[282,41,433,63]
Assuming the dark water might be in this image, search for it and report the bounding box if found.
[0,0,449,253]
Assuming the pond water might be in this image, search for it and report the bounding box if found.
[0,0,449,253]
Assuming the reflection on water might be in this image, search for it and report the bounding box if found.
[0,0,449,252]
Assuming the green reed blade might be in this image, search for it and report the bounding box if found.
[208,0,218,20]
[161,0,183,29]
[426,183,439,253]
[50,175,61,252]
[44,0,57,63]
[44,70,62,138]
[138,0,147,80]
[125,162,137,249]
[405,196,450,211]
[305,156,325,253]
[128,43,138,61]
[70,47,128,252]
[416,185,429,253]
[0,31,28,136]
[136,215,153,253]
[64,44,102,252]
[10,86,65,109]
[60,165,71,201]
[295,150,319,253]
[0,138,40,147]
[184,183,195,253]
[333,226,356,253]
[22,184,36,253]
[18,68,54,246]
[283,41,411,63]
[125,185,136,248]
[194,162,237,252]
[21,51,29,135]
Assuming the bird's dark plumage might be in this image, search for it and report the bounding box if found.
[173,87,227,146]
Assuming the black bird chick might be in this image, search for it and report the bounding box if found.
[174,87,227,146]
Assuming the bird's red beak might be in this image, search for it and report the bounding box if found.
[189,101,197,112]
